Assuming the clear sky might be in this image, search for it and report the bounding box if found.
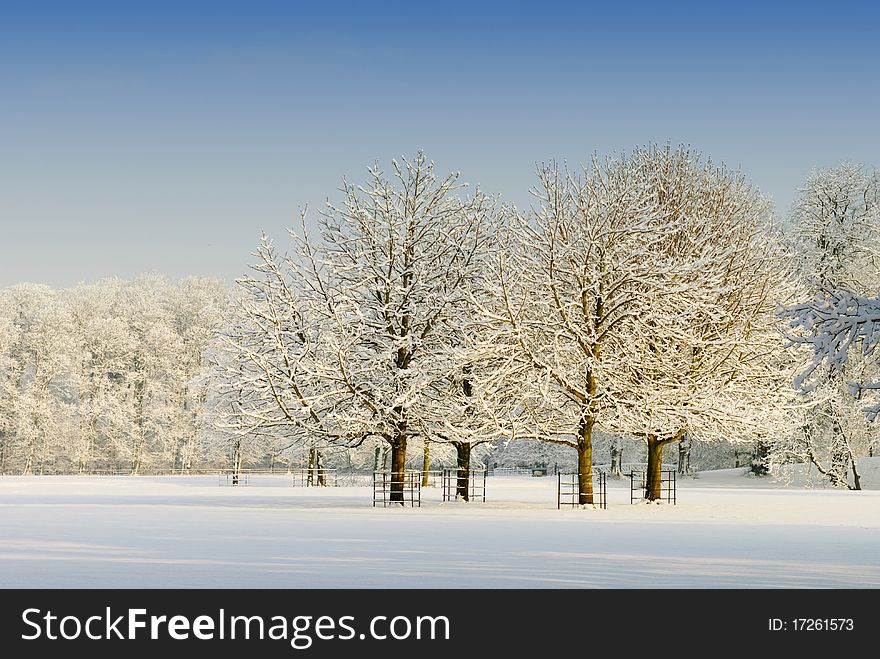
[2,0,879,288]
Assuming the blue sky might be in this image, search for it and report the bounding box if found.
[2,0,879,287]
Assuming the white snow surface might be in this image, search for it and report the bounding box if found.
[2,462,879,588]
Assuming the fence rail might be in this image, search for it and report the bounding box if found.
[218,472,249,486]
[1,467,311,477]
[290,468,338,487]
[419,470,443,488]
[487,467,536,477]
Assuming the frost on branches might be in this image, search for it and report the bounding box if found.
[479,145,798,502]
[785,290,880,404]
[787,163,880,293]
[0,285,74,474]
[781,290,880,487]
[219,153,499,502]
[777,163,880,488]
[0,277,228,474]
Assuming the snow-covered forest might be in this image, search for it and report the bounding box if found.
[2,148,879,497]
[0,276,228,474]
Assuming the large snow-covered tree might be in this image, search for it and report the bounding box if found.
[478,155,679,504]
[481,146,798,502]
[617,147,800,499]
[222,153,497,501]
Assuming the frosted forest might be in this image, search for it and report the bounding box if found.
[2,146,880,506]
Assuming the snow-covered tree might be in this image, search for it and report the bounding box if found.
[782,288,880,486]
[477,156,672,504]
[480,146,798,502]
[222,153,498,501]
[417,357,507,499]
[618,147,800,499]
[0,290,22,471]
[0,276,228,474]
[203,295,301,484]
[0,284,76,473]
[94,275,227,474]
[164,277,229,471]
[66,280,137,472]
[779,163,880,488]
[788,163,880,292]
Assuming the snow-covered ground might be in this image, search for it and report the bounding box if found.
[1,461,879,588]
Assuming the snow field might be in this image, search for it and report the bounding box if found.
[1,466,878,588]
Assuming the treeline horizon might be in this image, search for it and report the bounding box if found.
[1,147,878,497]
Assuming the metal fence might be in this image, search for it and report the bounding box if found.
[557,471,607,509]
[290,468,338,487]
[420,470,443,487]
[218,472,250,486]
[441,468,487,502]
[487,467,533,477]
[372,470,421,508]
[630,469,676,504]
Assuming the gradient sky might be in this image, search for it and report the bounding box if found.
[2,0,879,287]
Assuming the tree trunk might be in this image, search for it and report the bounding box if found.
[677,433,691,476]
[577,415,594,505]
[307,447,316,486]
[231,438,242,486]
[131,377,145,476]
[645,434,664,501]
[389,435,407,504]
[830,426,849,483]
[373,445,381,472]
[610,435,623,479]
[421,442,430,487]
[851,454,861,491]
[454,442,471,501]
[750,440,769,476]
[77,389,90,474]
[24,411,41,475]
[78,423,95,475]
[317,450,326,486]
[178,389,194,474]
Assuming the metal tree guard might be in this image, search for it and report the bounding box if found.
[441,468,487,502]
[557,471,607,509]
[372,470,421,507]
[630,469,676,504]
